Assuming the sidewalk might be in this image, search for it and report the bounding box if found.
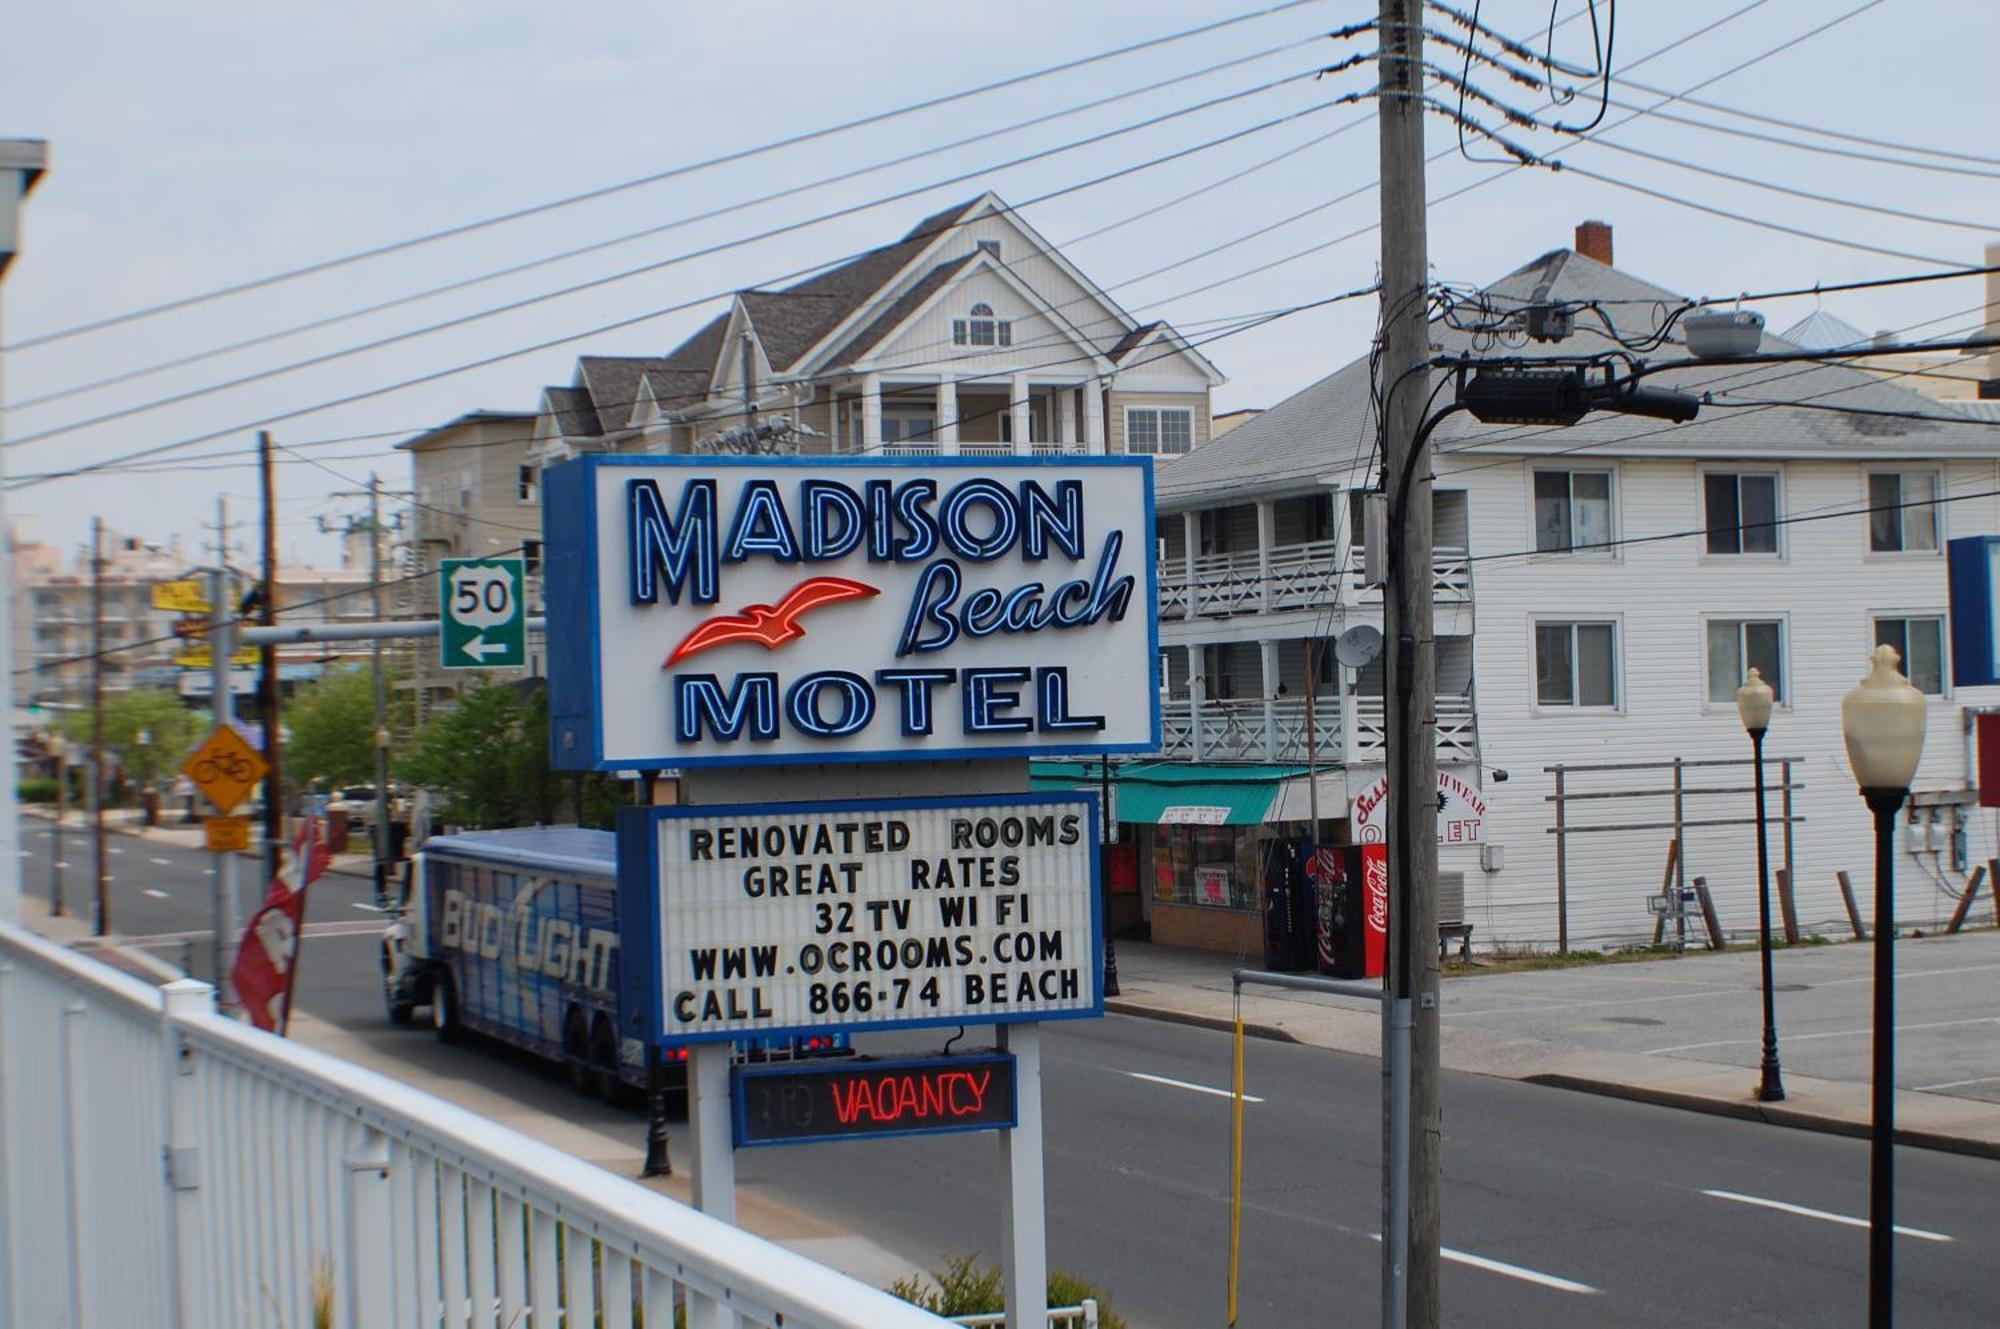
[1104,932,2000,1159]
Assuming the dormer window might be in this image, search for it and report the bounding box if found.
[953,302,1012,348]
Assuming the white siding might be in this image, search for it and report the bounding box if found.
[870,269,1090,378]
[1461,453,2000,949]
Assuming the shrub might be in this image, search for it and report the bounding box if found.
[889,1256,1124,1329]
[17,777,57,804]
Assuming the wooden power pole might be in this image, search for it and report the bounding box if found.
[1378,1,1440,1325]
[258,429,285,880]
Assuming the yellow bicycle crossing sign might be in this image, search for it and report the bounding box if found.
[182,723,269,815]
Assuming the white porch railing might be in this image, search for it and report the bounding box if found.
[1350,693,1478,761]
[1159,696,1342,763]
[1154,539,1349,620]
[0,923,948,1329]
[958,442,1015,457]
[1344,545,1472,602]
[881,441,940,457]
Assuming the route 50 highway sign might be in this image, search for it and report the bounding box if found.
[440,557,526,670]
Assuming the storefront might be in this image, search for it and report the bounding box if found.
[1031,761,1351,954]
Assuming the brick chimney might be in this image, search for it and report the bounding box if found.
[1574,220,1613,266]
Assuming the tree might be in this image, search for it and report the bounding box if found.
[59,689,201,790]
[400,680,623,831]
[287,666,403,789]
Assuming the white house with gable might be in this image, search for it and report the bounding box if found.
[1140,221,2000,955]
[530,192,1224,463]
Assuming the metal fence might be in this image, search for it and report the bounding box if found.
[0,922,948,1329]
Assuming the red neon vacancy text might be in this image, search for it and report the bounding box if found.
[829,1069,993,1125]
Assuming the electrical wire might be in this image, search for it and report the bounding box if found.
[2,0,1328,353]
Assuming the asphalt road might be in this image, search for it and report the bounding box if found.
[23,823,1999,1329]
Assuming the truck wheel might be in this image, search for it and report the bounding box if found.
[429,970,462,1044]
[562,1008,594,1096]
[382,942,414,1026]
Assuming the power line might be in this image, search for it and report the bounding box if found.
[1,0,1328,353]
[5,66,1336,451]
[8,30,1331,414]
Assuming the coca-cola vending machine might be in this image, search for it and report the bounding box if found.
[1310,843,1388,979]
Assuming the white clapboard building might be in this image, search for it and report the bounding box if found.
[1146,222,2000,953]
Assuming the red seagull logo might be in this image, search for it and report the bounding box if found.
[665,576,879,667]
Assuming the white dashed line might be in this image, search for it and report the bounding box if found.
[143,889,170,899]
[1915,1074,2000,1092]
[1368,1235,1596,1294]
[108,846,124,855]
[1124,1071,1264,1103]
[1703,1190,1952,1242]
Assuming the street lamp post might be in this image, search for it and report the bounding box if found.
[1841,644,1927,1329]
[1735,668,1785,1104]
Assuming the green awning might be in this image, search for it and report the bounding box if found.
[1029,760,1306,826]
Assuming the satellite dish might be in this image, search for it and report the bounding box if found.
[1334,624,1383,669]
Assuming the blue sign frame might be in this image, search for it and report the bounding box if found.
[1949,535,2000,688]
[731,1052,1019,1148]
[615,791,1104,1046]
[545,454,1161,771]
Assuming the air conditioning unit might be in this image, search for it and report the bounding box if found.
[1438,871,1466,928]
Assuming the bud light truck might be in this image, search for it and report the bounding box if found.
[381,826,842,1097]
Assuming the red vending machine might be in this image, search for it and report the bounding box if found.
[1310,844,1388,979]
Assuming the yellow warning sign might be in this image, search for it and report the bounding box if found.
[174,643,260,669]
[203,815,252,853]
[152,579,212,614]
[182,725,269,815]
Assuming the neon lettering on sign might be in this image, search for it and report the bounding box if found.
[544,457,1158,770]
[732,1053,1019,1146]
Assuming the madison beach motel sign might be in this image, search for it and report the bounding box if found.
[542,455,1160,770]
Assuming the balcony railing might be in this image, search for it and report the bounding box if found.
[1345,545,1472,602]
[1158,696,1342,764]
[1350,693,1478,762]
[957,442,1014,457]
[1156,541,1472,622]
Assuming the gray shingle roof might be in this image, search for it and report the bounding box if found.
[1158,248,2000,506]
[1109,321,1162,361]
[542,386,603,439]
[825,254,980,369]
[1779,308,1869,351]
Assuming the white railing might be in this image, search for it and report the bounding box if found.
[1350,693,1478,761]
[1159,696,1342,763]
[956,1299,1098,1328]
[882,441,940,457]
[0,923,948,1329]
[1155,539,1345,620]
[1344,545,1472,602]
[958,442,1015,457]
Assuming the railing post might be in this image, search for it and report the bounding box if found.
[1553,768,1568,955]
[342,1126,394,1329]
[162,978,213,1329]
[1255,500,1275,612]
[998,1022,1047,1329]
[59,997,90,1326]
[0,959,17,1329]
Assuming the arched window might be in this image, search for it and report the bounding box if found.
[953,302,1012,348]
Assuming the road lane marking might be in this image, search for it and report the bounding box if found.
[1648,1016,2000,1055]
[1914,1074,2000,1092]
[106,919,386,948]
[352,902,387,913]
[1124,1071,1264,1103]
[149,856,173,866]
[108,846,123,855]
[143,889,170,899]
[1702,1190,1952,1242]
[1368,1235,1596,1293]
[54,861,70,869]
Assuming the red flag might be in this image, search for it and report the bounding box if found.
[230,817,331,1032]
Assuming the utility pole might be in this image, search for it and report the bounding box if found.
[211,498,240,1000]
[90,515,109,936]
[0,138,49,929]
[369,474,391,905]
[1378,1,1440,1326]
[258,430,285,881]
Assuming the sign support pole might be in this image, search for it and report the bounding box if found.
[209,508,240,1003]
[997,1021,1047,1329]
[686,1041,736,1329]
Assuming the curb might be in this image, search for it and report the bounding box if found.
[1104,998,1300,1045]
[1522,1072,2000,1162]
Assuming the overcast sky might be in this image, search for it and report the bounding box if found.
[4,0,1994,568]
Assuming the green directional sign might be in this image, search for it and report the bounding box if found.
[440,557,526,670]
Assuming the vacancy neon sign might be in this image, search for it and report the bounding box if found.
[732,1053,1018,1147]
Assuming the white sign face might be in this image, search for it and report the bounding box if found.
[544,457,1158,770]
[628,796,1102,1042]
[1159,804,1232,825]
[1351,770,1488,845]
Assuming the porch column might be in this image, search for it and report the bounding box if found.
[1010,374,1032,454]
[1181,511,1200,613]
[1260,638,1280,761]
[937,377,959,455]
[1256,499,1275,612]
[1187,644,1207,761]
[1056,387,1076,451]
[1083,380,1105,454]
[861,373,883,451]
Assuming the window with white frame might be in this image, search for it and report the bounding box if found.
[1703,471,1779,555]
[1127,406,1194,455]
[522,539,543,578]
[517,463,538,503]
[952,302,1012,348]
[1706,618,1785,705]
[1534,620,1618,708]
[1532,468,1614,553]
[1868,469,1941,552]
[1873,615,1946,695]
